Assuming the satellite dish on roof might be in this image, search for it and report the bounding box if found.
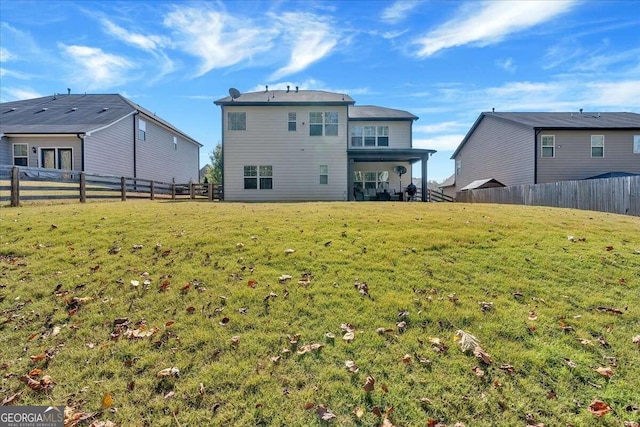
[229,88,241,100]
[394,165,407,176]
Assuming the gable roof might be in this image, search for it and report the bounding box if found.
[451,111,640,158]
[214,89,355,106]
[460,178,505,191]
[349,105,418,121]
[1,94,201,146]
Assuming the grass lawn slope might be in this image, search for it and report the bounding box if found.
[1,201,639,426]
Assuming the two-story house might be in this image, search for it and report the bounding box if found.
[450,111,640,193]
[214,87,435,201]
[1,94,201,183]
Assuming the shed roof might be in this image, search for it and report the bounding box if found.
[0,94,201,146]
[460,178,505,191]
[349,105,418,121]
[451,111,640,159]
[215,89,355,106]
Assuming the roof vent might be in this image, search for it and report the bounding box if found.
[295,86,299,93]
[287,85,290,93]
[579,108,583,114]
[41,108,48,111]
[265,85,269,92]
[102,107,109,111]
[71,108,77,111]
[10,108,16,111]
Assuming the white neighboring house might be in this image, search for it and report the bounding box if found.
[215,87,436,201]
[0,94,201,183]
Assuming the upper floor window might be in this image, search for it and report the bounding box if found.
[456,159,461,176]
[351,126,389,147]
[288,113,296,131]
[309,112,338,136]
[13,143,28,166]
[377,126,389,146]
[634,135,640,154]
[173,136,177,151]
[228,112,246,131]
[138,119,146,141]
[591,135,604,158]
[541,135,555,158]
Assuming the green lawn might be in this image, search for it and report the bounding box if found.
[1,201,639,426]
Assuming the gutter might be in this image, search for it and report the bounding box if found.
[84,110,137,136]
[77,133,85,171]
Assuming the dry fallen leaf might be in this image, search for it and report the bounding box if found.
[156,367,180,378]
[345,360,359,373]
[353,407,365,418]
[297,343,324,355]
[588,399,611,417]
[402,354,412,364]
[316,405,336,421]
[595,367,614,378]
[363,376,375,392]
[101,392,113,409]
[343,331,355,342]
[472,366,485,377]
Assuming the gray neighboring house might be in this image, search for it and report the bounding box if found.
[1,94,201,183]
[215,88,436,201]
[450,111,640,193]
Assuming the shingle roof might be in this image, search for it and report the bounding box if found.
[349,105,418,121]
[1,94,201,145]
[214,89,355,105]
[489,111,640,129]
[451,111,640,158]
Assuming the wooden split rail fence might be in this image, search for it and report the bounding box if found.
[0,166,222,206]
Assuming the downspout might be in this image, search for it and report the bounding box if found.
[133,112,139,178]
[534,128,541,184]
[77,133,85,171]
[220,106,224,199]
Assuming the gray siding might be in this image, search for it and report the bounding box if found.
[1,136,80,169]
[223,105,348,201]
[537,130,640,182]
[454,115,534,192]
[85,115,134,177]
[0,136,11,166]
[135,115,200,183]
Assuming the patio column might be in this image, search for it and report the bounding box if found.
[347,158,355,201]
[421,155,428,202]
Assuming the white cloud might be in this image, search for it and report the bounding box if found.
[414,121,466,134]
[496,57,516,72]
[0,87,43,102]
[100,18,170,51]
[413,0,577,57]
[59,44,136,90]
[99,18,176,81]
[381,1,420,24]
[0,47,16,62]
[164,6,277,77]
[269,12,339,81]
[414,135,466,151]
[247,79,371,97]
[586,80,640,109]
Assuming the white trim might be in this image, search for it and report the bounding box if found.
[85,110,138,136]
[38,146,74,170]
[541,134,555,158]
[633,135,640,154]
[590,135,604,158]
[12,142,28,166]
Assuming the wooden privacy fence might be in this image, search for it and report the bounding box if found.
[0,166,222,206]
[455,176,639,216]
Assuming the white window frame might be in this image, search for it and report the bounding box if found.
[456,159,461,176]
[541,135,555,158]
[377,126,389,146]
[634,135,640,154]
[353,170,389,190]
[228,112,246,131]
[39,147,73,170]
[12,143,28,166]
[350,125,389,147]
[319,165,328,185]
[173,136,178,151]
[591,135,604,158]
[350,126,363,146]
[288,112,296,131]
[138,119,146,141]
[309,112,338,136]
[243,165,272,190]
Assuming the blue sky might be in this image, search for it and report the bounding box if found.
[1,0,638,181]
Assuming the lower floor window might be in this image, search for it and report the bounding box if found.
[319,165,328,184]
[353,171,389,190]
[13,143,28,166]
[244,165,273,189]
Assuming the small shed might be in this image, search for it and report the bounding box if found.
[460,178,505,191]
[584,171,639,180]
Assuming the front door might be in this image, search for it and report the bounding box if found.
[58,149,72,170]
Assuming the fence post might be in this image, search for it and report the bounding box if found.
[208,183,213,201]
[80,172,86,203]
[121,177,127,201]
[171,183,176,200]
[10,166,20,207]
[150,181,155,200]
[190,182,195,199]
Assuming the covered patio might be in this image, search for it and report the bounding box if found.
[347,148,436,202]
